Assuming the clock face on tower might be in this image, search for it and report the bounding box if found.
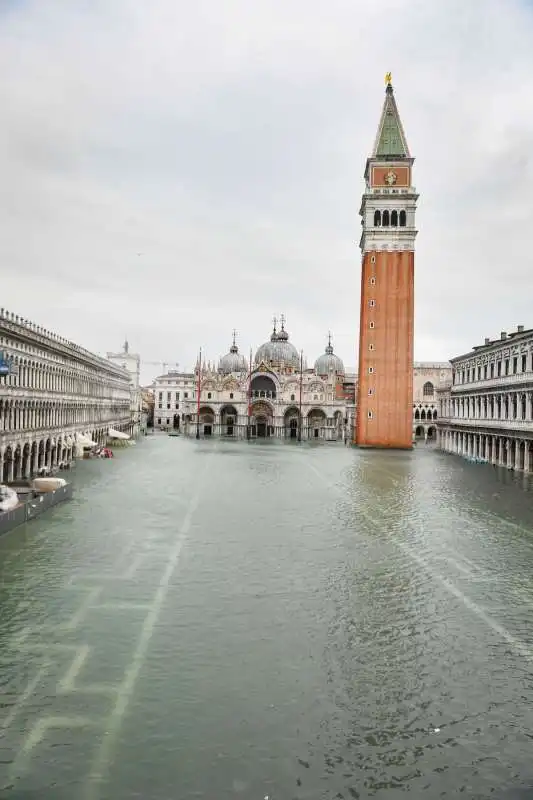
[384,169,397,186]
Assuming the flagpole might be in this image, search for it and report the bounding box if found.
[247,347,252,440]
[196,347,202,440]
[298,349,303,442]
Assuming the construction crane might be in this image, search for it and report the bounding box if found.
[142,360,180,374]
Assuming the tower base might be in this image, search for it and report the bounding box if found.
[353,442,413,451]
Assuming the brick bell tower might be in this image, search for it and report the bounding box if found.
[354,74,418,449]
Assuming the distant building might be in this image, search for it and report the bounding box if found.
[412,362,452,442]
[0,308,133,482]
[437,325,533,472]
[151,322,448,444]
[154,322,350,441]
[106,339,143,435]
[152,371,197,431]
[140,387,154,428]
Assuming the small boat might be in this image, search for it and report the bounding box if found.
[0,485,19,512]
[0,478,73,539]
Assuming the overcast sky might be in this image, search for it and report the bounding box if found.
[2,0,533,383]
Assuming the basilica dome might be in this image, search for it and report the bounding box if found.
[254,319,300,369]
[314,335,345,376]
[218,334,248,374]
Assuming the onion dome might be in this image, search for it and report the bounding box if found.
[314,333,345,376]
[218,331,248,374]
[254,316,300,369]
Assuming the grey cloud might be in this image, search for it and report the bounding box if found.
[1,0,533,383]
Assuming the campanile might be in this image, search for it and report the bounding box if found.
[354,75,418,449]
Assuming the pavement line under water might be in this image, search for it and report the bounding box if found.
[82,452,214,800]
[305,459,533,665]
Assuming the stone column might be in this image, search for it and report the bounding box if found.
[23,450,31,479]
[32,445,39,475]
[514,440,521,471]
[525,442,531,474]
[506,439,512,469]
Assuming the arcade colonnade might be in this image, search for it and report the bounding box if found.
[185,403,345,440]
[0,308,135,482]
[439,428,533,473]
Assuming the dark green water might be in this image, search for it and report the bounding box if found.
[1,436,533,799]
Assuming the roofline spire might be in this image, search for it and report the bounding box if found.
[371,73,411,158]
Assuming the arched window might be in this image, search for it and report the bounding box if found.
[423,381,434,397]
[382,210,390,227]
[414,409,420,420]
[433,409,438,420]
[399,210,406,227]
[374,210,381,227]
[391,210,398,227]
[420,409,426,420]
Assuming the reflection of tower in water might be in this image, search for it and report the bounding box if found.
[318,453,441,791]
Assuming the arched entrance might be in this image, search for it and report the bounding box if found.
[31,441,38,474]
[284,406,300,439]
[333,410,343,440]
[198,406,215,436]
[13,445,22,480]
[307,408,326,439]
[22,443,31,478]
[173,413,180,431]
[220,405,238,436]
[251,401,273,438]
[415,425,425,439]
[2,447,12,483]
[250,374,277,401]
[427,426,436,440]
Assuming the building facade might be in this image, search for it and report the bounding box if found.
[152,371,197,430]
[437,325,533,472]
[106,339,144,435]
[153,345,450,445]
[355,76,418,449]
[413,362,453,441]
[0,308,135,482]
[154,324,350,441]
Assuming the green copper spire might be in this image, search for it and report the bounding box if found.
[372,81,410,158]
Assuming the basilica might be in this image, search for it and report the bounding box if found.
[178,318,352,441]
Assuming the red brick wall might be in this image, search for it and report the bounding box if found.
[355,249,414,448]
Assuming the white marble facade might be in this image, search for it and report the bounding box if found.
[106,340,144,436]
[154,324,350,442]
[437,325,533,473]
[412,362,453,442]
[0,308,135,482]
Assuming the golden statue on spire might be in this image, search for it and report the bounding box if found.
[385,72,392,85]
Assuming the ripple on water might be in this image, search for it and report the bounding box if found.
[2,441,533,798]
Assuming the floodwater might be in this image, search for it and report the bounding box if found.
[1,435,533,799]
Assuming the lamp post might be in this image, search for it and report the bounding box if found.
[298,349,303,442]
[246,347,252,440]
[195,348,202,440]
